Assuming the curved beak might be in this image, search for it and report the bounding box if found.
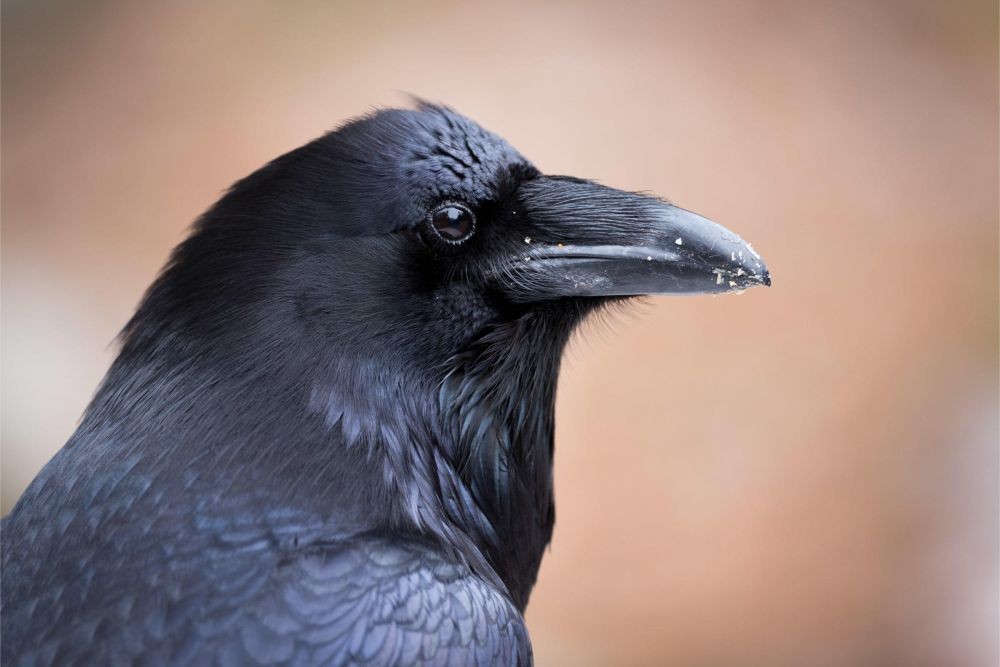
[501,176,770,301]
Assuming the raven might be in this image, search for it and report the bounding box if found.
[2,103,769,666]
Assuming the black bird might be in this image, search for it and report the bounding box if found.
[1,103,769,666]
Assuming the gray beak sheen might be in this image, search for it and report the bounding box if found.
[503,176,770,301]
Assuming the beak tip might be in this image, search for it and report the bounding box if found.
[739,243,769,288]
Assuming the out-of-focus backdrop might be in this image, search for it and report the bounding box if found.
[2,1,997,664]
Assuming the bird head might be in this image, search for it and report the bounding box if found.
[131,103,767,370]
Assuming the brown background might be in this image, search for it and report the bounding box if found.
[2,1,997,665]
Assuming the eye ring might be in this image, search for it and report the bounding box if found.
[425,202,476,246]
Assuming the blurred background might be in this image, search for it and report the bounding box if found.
[2,1,997,664]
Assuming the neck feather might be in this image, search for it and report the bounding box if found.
[85,304,584,610]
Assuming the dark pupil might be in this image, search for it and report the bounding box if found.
[432,206,472,241]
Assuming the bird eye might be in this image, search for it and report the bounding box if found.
[427,203,476,244]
